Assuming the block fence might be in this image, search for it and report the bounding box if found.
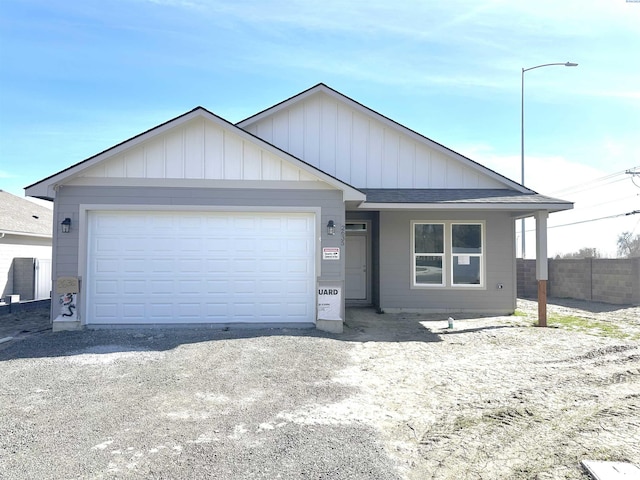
[517,258,640,305]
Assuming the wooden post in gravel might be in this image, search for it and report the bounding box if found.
[535,211,549,327]
[538,280,547,327]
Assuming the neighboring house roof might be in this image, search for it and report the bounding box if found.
[0,190,53,237]
[25,106,365,203]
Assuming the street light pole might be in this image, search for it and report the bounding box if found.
[520,61,578,258]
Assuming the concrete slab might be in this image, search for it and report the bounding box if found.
[582,460,640,479]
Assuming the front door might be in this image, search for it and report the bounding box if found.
[346,234,367,300]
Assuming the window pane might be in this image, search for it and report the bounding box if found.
[414,224,444,253]
[346,223,367,231]
[453,256,480,284]
[452,224,481,253]
[415,255,443,284]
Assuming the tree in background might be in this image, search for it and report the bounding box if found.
[556,247,601,259]
[617,232,640,258]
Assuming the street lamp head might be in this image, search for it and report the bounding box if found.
[564,62,578,67]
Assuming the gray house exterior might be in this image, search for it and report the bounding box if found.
[25,84,572,332]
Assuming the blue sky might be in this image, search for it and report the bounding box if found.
[1,0,639,257]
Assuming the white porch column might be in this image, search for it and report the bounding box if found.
[535,211,549,326]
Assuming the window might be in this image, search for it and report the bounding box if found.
[413,223,444,286]
[345,223,367,232]
[412,221,484,288]
[451,224,482,286]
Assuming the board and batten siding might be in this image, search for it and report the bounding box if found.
[378,210,516,314]
[243,92,506,190]
[76,117,321,183]
[52,185,345,322]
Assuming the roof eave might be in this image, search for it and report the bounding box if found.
[0,229,52,238]
[357,202,574,213]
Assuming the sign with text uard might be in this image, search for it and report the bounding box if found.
[322,247,340,260]
[56,276,79,294]
[317,285,342,321]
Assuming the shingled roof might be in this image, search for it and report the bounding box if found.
[0,190,53,237]
[359,189,573,213]
[361,189,569,204]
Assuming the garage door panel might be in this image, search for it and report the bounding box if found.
[232,259,257,273]
[179,237,203,252]
[259,259,282,273]
[122,237,148,252]
[286,280,310,295]
[151,259,174,273]
[149,303,173,318]
[123,280,146,294]
[149,280,173,294]
[95,258,118,273]
[286,238,313,254]
[87,211,316,324]
[94,303,119,319]
[177,279,202,294]
[151,238,174,253]
[122,258,146,273]
[286,259,313,274]
[96,237,119,252]
[123,304,145,318]
[94,279,119,295]
[177,259,202,273]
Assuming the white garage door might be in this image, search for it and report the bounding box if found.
[86,211,316,325]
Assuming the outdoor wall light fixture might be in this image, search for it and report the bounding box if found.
[327,220,336,236]
[61,218,71,233]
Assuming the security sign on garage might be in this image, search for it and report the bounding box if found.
[85,210,316,325]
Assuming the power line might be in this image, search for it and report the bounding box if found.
[551,175,629,196]
[574,193,639,210]
[549,166,639,196]
[547,210,640,229]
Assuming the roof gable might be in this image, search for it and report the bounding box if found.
[77,115,321,183]
[238,84,529,192]
[26,107,364,201]
[0,190,53,237]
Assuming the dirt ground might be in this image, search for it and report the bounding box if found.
[341,299,640,479]
[1,298,639,479]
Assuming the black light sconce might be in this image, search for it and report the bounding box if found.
[61,218,71,234]
[327,220,336,236]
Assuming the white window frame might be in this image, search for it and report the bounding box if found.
[411,220,485,289]
[411,222,446,287]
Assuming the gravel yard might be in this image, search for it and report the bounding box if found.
[1,299,639,479]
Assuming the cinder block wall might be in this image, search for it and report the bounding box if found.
[12,258,35,301]
[549,259,592,301]
[517,258,640,305]
[592,259,638,304]
[516,259,538,298]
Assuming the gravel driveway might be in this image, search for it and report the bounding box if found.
[1,299,639,479]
